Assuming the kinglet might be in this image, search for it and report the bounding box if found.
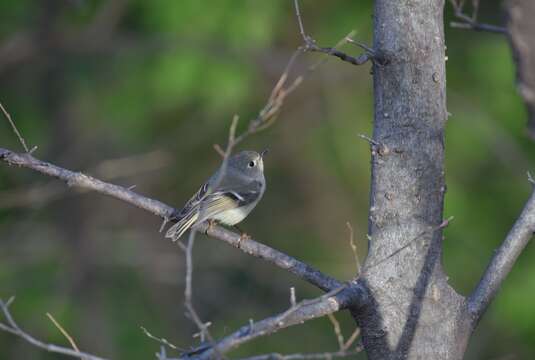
[165,150,267,241]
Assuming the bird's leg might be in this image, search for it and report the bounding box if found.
[233,225,251,247]
[205,219,218,234]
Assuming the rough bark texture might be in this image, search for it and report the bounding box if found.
[353,1,469,359]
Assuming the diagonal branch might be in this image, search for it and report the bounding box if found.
[180,284,366,359]
[0,147,341,292]
[467,186,535,324]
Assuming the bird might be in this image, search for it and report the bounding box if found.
[165,150,267,241]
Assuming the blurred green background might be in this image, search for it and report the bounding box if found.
[0,0,532,359]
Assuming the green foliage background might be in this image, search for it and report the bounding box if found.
[0,0,532,358]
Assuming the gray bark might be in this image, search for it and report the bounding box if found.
[351,1,470,358]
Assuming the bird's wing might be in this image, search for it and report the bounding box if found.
[164,182,208,241]
[198,179,264,222]
[165,172,263,241]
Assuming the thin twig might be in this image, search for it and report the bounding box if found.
[0,101,30,152]
[327,313,345,350]
[141,326,183,351]
[346,222,361,275]
[46,313,80,354]
[342,327,360,351]
[182,229,216,349]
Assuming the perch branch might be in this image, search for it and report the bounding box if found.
[0,147,341,292]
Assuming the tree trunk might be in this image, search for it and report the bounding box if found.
[352,0,471,358]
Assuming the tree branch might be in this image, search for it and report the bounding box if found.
[236,349,362,360]
[0,147,341,292]
[467,186,535,323]
[180,283,367,359]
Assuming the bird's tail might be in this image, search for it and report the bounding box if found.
[165,210,199,241]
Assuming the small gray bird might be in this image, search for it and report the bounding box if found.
[165,150,267,241]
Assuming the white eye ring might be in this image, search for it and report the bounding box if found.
[248,161,255,167]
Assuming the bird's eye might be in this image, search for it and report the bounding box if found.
[248,161,255,168]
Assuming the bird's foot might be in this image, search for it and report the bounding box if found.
[237,232,251,248]
[205,219,217,234]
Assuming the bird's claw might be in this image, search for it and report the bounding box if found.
[238,232,251,247]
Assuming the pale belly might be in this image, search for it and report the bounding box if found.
[211,202,257,225]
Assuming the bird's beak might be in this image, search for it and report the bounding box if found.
[260,149,269,158]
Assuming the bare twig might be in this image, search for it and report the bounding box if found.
[346,222,361,275]
[0,298,107,360]
[449,0,507,34]
[0,101,30,152]
[342,327,360,351]
[141,326,183,351]
[293,0,375,66]
[46,313,80,354]
[181,230,216,348]
[233,51,303,146]
[327,313,345,350]
[467,188,535,324]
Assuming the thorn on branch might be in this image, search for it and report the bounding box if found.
[358,134,390,156]
[290,287,297,307]
[439,216,455,229]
